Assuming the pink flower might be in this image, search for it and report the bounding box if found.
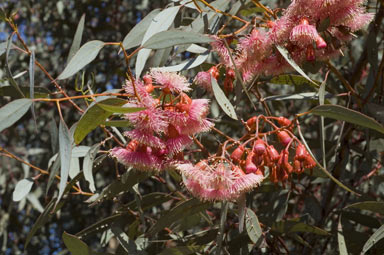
[150,69,191,94]
[194,71,213,93]
[177,162,264,201]
[210,36,232,67]
[125,108,168,134]
[290,19,319,47]
[110,147,163,171]
[124,129,165,149]
[165,124,193,156]
[124,79,156,108]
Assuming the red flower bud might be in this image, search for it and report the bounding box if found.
[246,116,257,130]
[304,155,316,169]
[230,146,245,163]
[277,131,292,147]
[295,143,307,161]
[283,151,293,174]
[293,159,303,174]
[316,36,327,49]
[143,74,152,85]
[224,76,233,94]
[208,66,219,79]
[245,152,258,174]
[226,69,235,79]
[267,145,280,162]
[253,139,266,156]
[277,117,292,127]
[270,166,278,183]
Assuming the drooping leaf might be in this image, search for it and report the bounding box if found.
[29,49,36,128]
[245,208,263,244]
[276,45,317,86]
[58,40,105,80]
[97,98,145,113]
[0,86,50,98]
[57,119,72,206]
[362,224,384,254]
[269,74,320,88]
[62,232,90,255]
[154,51,209,72]
[103,120,132,127]
[74,98,129,144]
[344,201,384,215]
[12,178,34,202]
[148,198,210,236]
[122,8,161,50]
[264,92,333,101]
[272,220,330,236]
[111,225,139,254]
[5,35,24,97]
[142,30,214,49]
[211,76,237,120]
[123,192,173,212]
[309,104,384,134]
[67,14,85,63]
[0,98,33,132]
[82,144,100,192]
[135,6,181,78]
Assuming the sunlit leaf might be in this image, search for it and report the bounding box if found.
[58,40,105,80]
[344,201,384,215]
[67,14,85,63]
[83,144,100,192]
[5,35,24,97]
[0,98,33,132]
[362,224,384,254]
[246,208,263,244]
[57,119,72,206]
[12,178,34,202]
[142,30,213,49]
[270,74,320,88]
[97,99,144,113]
[211,76,237,120]
[310,104,384,134]
[154,51,209,72]
[0,86,50,98]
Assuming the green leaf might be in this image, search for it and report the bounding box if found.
[29,50,36,128]
[318,17,330,32]
[82,144,100,192]
[62,232,90,255]
[275,45,317,86]
[123,192,173,212]
[148,198,210,236]
[344,201,384,215]
[97,99,144,113]
[159,246,203,255]
[25,198,57,248]
[74,98,128,144]
[122,8,161,50]
[270,74,319,88]
[58,40,105,80]
[12,178,34,202]
[103,120,132,127]
[57,119,72,206]
[246,208,263,244]
[0,98,33,132]
[111,225,139,254]
[67,14,85,63]
[0,86,50,98]
[142,30,214,49]
[211,76,237,120]
[272,220,330,236]
[362,224,384,254]
[309,104,384,134]
[154,51,209,72]
[5,35,24,97]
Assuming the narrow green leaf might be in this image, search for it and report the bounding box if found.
[74,98,128,144]
[12,178,34,201]
[276,45,317,86]
[211,76,237,120]
[270,74,319,88]
[25,198,57,248]
[29,49,36,128]
[97,99,145,113]
[122,8,161,50]
[111,225,138,254]
[362,224,384,254]
[103,120,132,127]
[0,98,33,132]
[155,51,209,72]
[142,30,214,49]
[246,208,263,244]
[67,14,85,63]
[309,104,384,134]
[272,220,330,236]
[46,153,60,195]
[344,201,384,215]
[148,198,210,236]
[318,77,327,169]
[57,120,72,206]
[62,232,90,255]
[82,144,100,192]
[58,40,105,80]
[5,35,24,97]
[0,86,50,98]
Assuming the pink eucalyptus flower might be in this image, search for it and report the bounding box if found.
[150,69,191,94]
[124,129,165,149]
[110,147,163,171]
[194,71,213,93]
[290,19,320,47]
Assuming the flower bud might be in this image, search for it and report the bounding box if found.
[226,68,235,79]
[245,152,258,174]
[293,159,303,174]
[253,139,266,156]
[283,151,293,174]
[295,143,307,161]
[267,145,280,162]
[277,117,291,127]
[208,66,219,79]
[316,36,327,49]
[143,74,152,86]
[277,131,292,147]
[304,155,316,169]
[230,146,245,163]
[224,76,233,94]
[246,116,257,130]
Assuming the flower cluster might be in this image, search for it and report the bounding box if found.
[177,161,264,201]
[110,69,213,171]
[207,0,373,82]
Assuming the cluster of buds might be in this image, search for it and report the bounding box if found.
[229,115,316,187]
[194,66,236,95]
[110,69,213,172]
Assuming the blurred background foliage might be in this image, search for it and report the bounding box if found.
[0,0,384,254]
